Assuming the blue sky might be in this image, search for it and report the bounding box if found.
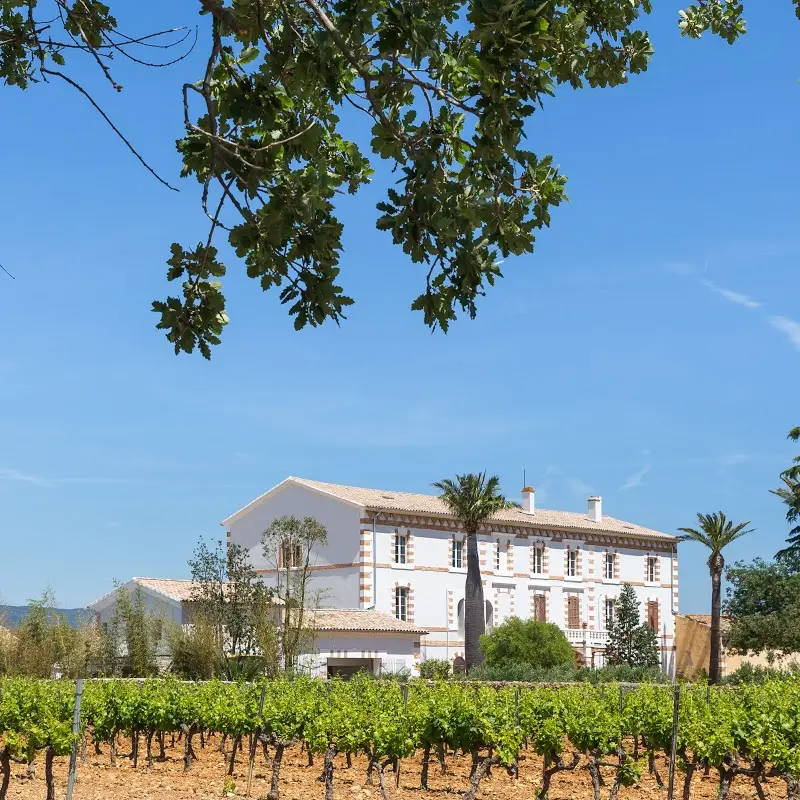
[1,1,799,613]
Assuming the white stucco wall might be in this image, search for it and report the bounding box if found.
[225,482,364,608]
[372,523,676,668]
[298,632,421,677]
[225,480,677,673]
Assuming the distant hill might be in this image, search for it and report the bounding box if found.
[0,606,92,629]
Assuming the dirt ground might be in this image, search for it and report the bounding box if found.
[5,734,786,800]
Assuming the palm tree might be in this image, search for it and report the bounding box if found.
[771,425,800,558]
[433,472,517,670]
[678,512,754,684]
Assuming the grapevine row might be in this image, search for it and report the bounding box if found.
[2,677,800,800]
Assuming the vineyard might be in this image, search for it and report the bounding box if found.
[2,677,800,800]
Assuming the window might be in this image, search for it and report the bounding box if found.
[279,540,303,568]
[567,549,578,577]
[495,539,501,571]
[604,598,615,628]
[647,556,657,583]
[532,545,544,575]
[395,534,407,564]
[567,595,580,628]
[452,537,464,569]
[533,594,546,622]
[605,553,615,580]
[395,587,409,621]
[647,600,659,632]
[485,599,494,631]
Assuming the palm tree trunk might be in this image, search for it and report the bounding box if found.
[464,529,485,671]
[709,562,723,684]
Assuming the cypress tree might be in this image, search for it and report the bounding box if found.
[606,583,659,668]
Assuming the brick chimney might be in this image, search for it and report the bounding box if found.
[521,486,535,514]
[587,495,602,523]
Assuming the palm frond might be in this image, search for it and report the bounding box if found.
[678,511,753,556]
[433,471,513,530]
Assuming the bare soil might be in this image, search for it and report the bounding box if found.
[5,734,785,800]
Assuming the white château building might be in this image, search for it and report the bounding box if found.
[223,477,679,676]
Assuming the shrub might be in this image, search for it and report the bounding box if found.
[576,664,668,684]
[419,658,452,680]
[479,617,575,669]
[467,661,576,682]
[465,662,669,683]
[722,661,800,685]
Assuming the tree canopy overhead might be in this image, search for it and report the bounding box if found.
[3,0,798,357]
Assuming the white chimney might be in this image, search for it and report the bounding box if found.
[587,495,602,523]
[521,486,535,514]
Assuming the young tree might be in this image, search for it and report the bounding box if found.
[725,553,800,657]
[261,515,328,671]
[167,615,218,680]
[605,584,659,669]
[678,512,753,683]
[105,584,161,677]
[479,617,574,669]
[189,537,271,678]
[433,473,517,670]
[2,1,785,357]
[11,589,62,677]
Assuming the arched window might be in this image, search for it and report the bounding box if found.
[485,600,494,631]
[457,599,465,637]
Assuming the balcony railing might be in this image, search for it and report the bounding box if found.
[565,628,609,646]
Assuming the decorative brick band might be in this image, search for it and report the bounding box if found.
[360,529,373,607]
[447,588,455,629]
[391,580,415,623]
[361,515,676,552]
[564,545,583,578]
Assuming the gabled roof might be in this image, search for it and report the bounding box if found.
[133,579,198,602]
[223,476,675,543]
[88,578,286,610]
[88,578,195,609]
[309,608,427,635]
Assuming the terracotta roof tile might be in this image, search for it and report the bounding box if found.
[308,608,427,634]
[90,578,284,608]
[134,578,198,602]
[291,478,675,543]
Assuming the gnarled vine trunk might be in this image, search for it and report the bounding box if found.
[463,755,498,800]
[537,753,580,800]
[323,745,336,800]
[267,740,286,800]
[44,748,56,800]
[0,747,11,800]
